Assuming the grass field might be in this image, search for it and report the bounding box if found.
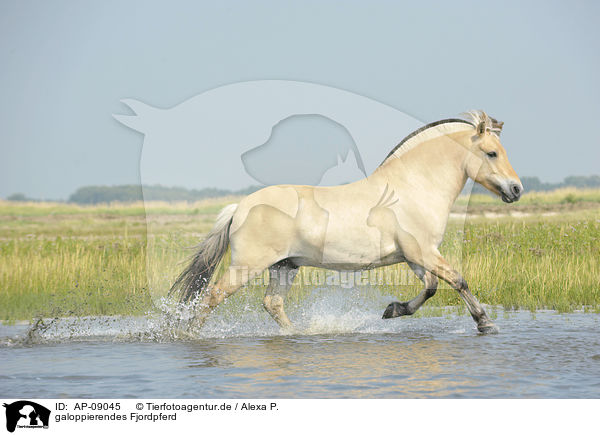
[1,189,599,321]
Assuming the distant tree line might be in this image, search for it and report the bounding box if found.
[6,193,33,202]
[67,184,262,204]
[5,175,600,203]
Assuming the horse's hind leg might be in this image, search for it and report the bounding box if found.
[263,259,298,331]
[382,263,438,319]
[188,265,254,331]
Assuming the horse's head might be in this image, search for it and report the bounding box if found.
[464,111,523,203]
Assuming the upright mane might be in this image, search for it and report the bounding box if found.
[380,110,503,166]
[461,110,504,137]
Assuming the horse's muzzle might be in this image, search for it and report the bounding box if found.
[500,182,522,203]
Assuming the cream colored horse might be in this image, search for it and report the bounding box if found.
[170,110,522,334]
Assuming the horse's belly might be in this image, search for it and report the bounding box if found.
[291,224,403,269]
[290,251,405,270]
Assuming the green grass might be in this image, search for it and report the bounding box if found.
[0,237,151,321]
[444,218,600,312]
[1,191,599,321]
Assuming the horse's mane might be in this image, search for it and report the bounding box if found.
[380,110,502,166]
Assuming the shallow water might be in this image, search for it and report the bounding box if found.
[1,291,600,398]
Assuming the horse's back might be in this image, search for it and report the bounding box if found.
[229,181,395,266]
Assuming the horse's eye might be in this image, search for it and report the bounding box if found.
[486,151,497,158]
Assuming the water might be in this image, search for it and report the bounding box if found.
[2,290,600,398]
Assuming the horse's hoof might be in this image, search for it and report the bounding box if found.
[477,322,499,334]
[382,301,410,319]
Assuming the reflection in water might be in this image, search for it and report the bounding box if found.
[2,311,600,398]
[180,334,482,398]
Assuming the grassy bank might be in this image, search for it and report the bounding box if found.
[1,189,599,321]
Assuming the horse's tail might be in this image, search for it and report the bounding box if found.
[169,203,238,303]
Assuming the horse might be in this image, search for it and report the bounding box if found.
[169,110,523,334]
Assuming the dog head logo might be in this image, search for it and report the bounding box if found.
[3,401,50,432]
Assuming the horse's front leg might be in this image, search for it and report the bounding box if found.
[383,263,438,318]
[426,251,498,334]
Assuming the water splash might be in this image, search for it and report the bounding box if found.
[4,287,465,345]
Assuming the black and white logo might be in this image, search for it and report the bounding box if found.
[3,401,50,433]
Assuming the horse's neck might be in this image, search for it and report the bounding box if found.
[374,133,469,212]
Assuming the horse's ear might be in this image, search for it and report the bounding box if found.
[490,117,504,132]
[476,121,486,136]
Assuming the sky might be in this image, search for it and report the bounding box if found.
[1,0,599,200]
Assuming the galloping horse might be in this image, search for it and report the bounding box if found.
[170,111,522,334]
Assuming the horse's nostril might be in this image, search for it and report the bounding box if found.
[512,184,521,196]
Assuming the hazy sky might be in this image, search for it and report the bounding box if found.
[1,0,599,199]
